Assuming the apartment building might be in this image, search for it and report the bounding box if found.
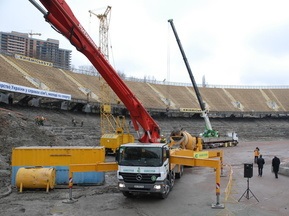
[0,31,71,70]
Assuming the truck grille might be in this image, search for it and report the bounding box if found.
[119,172,161,183]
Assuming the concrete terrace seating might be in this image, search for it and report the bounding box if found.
[124,81,165,109]
[0,55,34,87]
[199,87,236,112]
[224,88,272,112]
[1,54,289,114]
[150,84,199,109]
[265,89,289,111]
[6,56,86,100]
[61,70,102,102]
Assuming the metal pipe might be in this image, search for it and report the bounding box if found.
[28,0,47,16]
[146,131,152,141]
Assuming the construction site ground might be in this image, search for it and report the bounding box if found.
[0,105,289,216]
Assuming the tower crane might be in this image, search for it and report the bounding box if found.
[89,6,134,153]
[88,6,111,60]
[28,31,41,38]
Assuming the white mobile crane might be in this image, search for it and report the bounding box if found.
[168,19,238,148]
[29,0,225,208]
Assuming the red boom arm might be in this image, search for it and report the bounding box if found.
[31,0,160,143]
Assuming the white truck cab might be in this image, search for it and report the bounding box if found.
[116,143,175,199]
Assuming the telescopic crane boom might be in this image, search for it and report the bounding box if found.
[168,19,214,134]
[29,0,160,143]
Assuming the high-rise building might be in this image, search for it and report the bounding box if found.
[0,31,71,70]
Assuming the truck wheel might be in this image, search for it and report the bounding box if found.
[159,179,170,199]
[175,165,184,179]
[170,171,175,189]
[122,191,133,198]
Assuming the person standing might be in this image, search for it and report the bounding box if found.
[257,155,265,177]
[254,147,260,164]
[272,156,281,179]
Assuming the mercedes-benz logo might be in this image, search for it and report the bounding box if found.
[136,173,142,181]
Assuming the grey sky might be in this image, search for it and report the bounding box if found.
[1,0,289,86]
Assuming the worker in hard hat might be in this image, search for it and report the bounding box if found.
[254,147,260,164]
[160,135,166,143]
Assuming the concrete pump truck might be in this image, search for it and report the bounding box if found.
[29,0,224,208]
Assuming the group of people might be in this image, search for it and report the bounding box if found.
[254,147,281,178]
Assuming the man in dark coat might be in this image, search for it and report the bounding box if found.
[272,156,281,179]
[257,155,265,177]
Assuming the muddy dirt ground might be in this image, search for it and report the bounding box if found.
[0,104,289,215]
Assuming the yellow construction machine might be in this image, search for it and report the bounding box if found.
[100,102,134,154]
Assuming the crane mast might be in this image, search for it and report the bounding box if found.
[88,6,111,60]
[29,0,160,143]
[89,6,115,136]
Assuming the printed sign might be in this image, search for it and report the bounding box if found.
[15,54,53,67]
[193,151,209,159]
[0,81,71,100]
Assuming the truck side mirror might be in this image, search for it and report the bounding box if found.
[166,149,170,158]
[115,148,119,162]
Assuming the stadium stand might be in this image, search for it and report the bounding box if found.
[224,88,273,112]
[266,89,289,111]
[0,55,35,88]
[199,87,236,112]
[5,55,86,100]
[125,81,165,109]
[149,84,199,109]
[62,70,101,102]
[1,53,289,117]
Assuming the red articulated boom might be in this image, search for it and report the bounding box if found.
[29,0,160,143]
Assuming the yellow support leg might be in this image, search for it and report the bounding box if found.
[19,182,23,193]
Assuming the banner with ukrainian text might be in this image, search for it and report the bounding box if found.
[0,81,71,100]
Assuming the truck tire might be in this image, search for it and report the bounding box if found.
[175,165,184,179]
[159,179,170,199]
[122,191,133,198]
[170,171,175,189]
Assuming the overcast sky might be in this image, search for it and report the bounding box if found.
[1,0,289,86]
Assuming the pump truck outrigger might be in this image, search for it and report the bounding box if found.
[29,0,225,208]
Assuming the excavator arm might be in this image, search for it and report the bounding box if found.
[29,0,160,143]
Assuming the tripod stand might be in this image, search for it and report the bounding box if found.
[238,177,259,202]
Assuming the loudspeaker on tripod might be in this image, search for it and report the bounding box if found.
[244,163,253,178]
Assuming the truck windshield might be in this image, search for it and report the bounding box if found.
[118,146,162,167]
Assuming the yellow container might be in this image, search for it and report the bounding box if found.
[16,167,56,192]
[11,146,106,185]
[12,146,105,166]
